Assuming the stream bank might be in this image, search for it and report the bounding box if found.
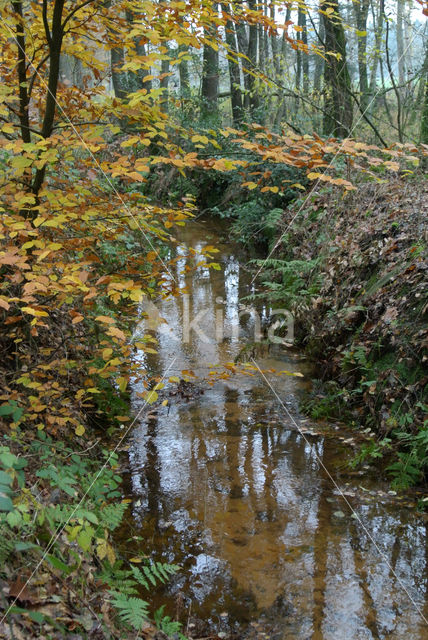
[229,177,428,491]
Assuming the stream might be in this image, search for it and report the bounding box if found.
[125,217,428,639]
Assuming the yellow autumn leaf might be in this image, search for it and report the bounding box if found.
[75,424,85,436]
[21,306,49,317]
[145,390,158,404]
[120,136,140,147]
[11,156,33,168]
[117,376,128,392]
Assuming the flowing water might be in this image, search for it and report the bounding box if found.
[125,218,428,639]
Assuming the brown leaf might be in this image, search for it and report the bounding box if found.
[8,577,37,604]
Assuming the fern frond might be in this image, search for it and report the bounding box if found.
[110,591,149,629]
[99,502,128,531]
[0,535,14,565]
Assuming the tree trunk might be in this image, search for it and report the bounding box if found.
[32,0,66,197]
[300,7,309,94]
[201,4,219,122]
[222,3,242,125]
[321,0,353,137]
[235,15,250,111]
[420,49,428,145]
[396,0,405,87]
[111,46,128,99]
[247,0,259,117]
[313,15,325,94]
[353,0,370,112]
[178,44,190,98]
[125,9,152,93]
[274,5,292,128]
[369,0,384,99]
[160,52,170,114]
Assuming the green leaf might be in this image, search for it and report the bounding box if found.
[0,451,18,468]
[46,554,72,575]
[77,526,94,552]
[0,494,14,512]
[29,611,45,624]
[14,541,39,552]
[0,405,16,416]
[6,510,22,527]
[0,471,12,486]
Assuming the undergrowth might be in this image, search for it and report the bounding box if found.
[0,433,184,637]
[244,177,428,492]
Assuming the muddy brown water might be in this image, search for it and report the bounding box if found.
[125,218,428,639]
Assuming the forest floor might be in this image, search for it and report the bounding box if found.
[269,175,427,488]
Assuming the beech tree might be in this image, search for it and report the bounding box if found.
[320,0,353,136]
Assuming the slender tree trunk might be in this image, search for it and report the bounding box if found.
[353,0,370,112]
[201,3,219,121]
[12,1,31,144]
[222,3,242,125]
[369,0,384,98]
[385,14,403,141]
[274,5,292,128]
[380,58,394,129]
[396,0,405,87]
[125,9,152,93]
[270,3,280,77]
[320,0,353,137]
[12,0,66,214]
[160,51,170,114]
[111,46,128,99]
[420,49,428,146]
[178,44,190,98]
[106,0,128,100]
[300,7,309,94]
[313,16,325,94]
[247,0,259,116]
[32,0,66,197]
[235,15,250,111]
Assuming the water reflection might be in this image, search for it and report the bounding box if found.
[128,219,428,639]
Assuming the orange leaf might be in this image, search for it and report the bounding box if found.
[107,326,126,341]
[95,315,115,325]
[0,297,10,311]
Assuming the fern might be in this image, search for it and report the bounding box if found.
[154,605,185,638]
[109,591,149,630]
[131,561,179,589]
[99,502,128,531]
[0,535,14,566]
[130,564,151,590]
[98,566,139,595]
[248,257,321,311]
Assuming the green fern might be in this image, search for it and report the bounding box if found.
[0,535,14,565]
[131,561,179,589]
[248,257,321,311]
[109,591,149,629]
[154,605,185,638]
[99,502,128,530]
[99,566,139,595]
